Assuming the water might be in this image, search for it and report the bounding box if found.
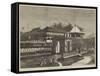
[71,56,92,66]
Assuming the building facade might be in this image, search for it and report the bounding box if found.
[20,25,85,60]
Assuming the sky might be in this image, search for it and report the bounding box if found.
[19,5,96,36]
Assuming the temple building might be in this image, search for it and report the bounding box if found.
[20,25,85,59]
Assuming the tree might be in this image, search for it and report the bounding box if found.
[52,23,57,28]
[64,23,73,32]
[52,22,63,29]
[57,22,63,29]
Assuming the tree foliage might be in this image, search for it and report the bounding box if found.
[64,23,73,32]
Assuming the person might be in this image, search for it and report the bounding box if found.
[40,57,47,66]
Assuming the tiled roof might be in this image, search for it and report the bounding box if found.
[70,25,84,33]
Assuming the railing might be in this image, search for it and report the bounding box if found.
[21,40,46,43]
[20,48,52,53]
